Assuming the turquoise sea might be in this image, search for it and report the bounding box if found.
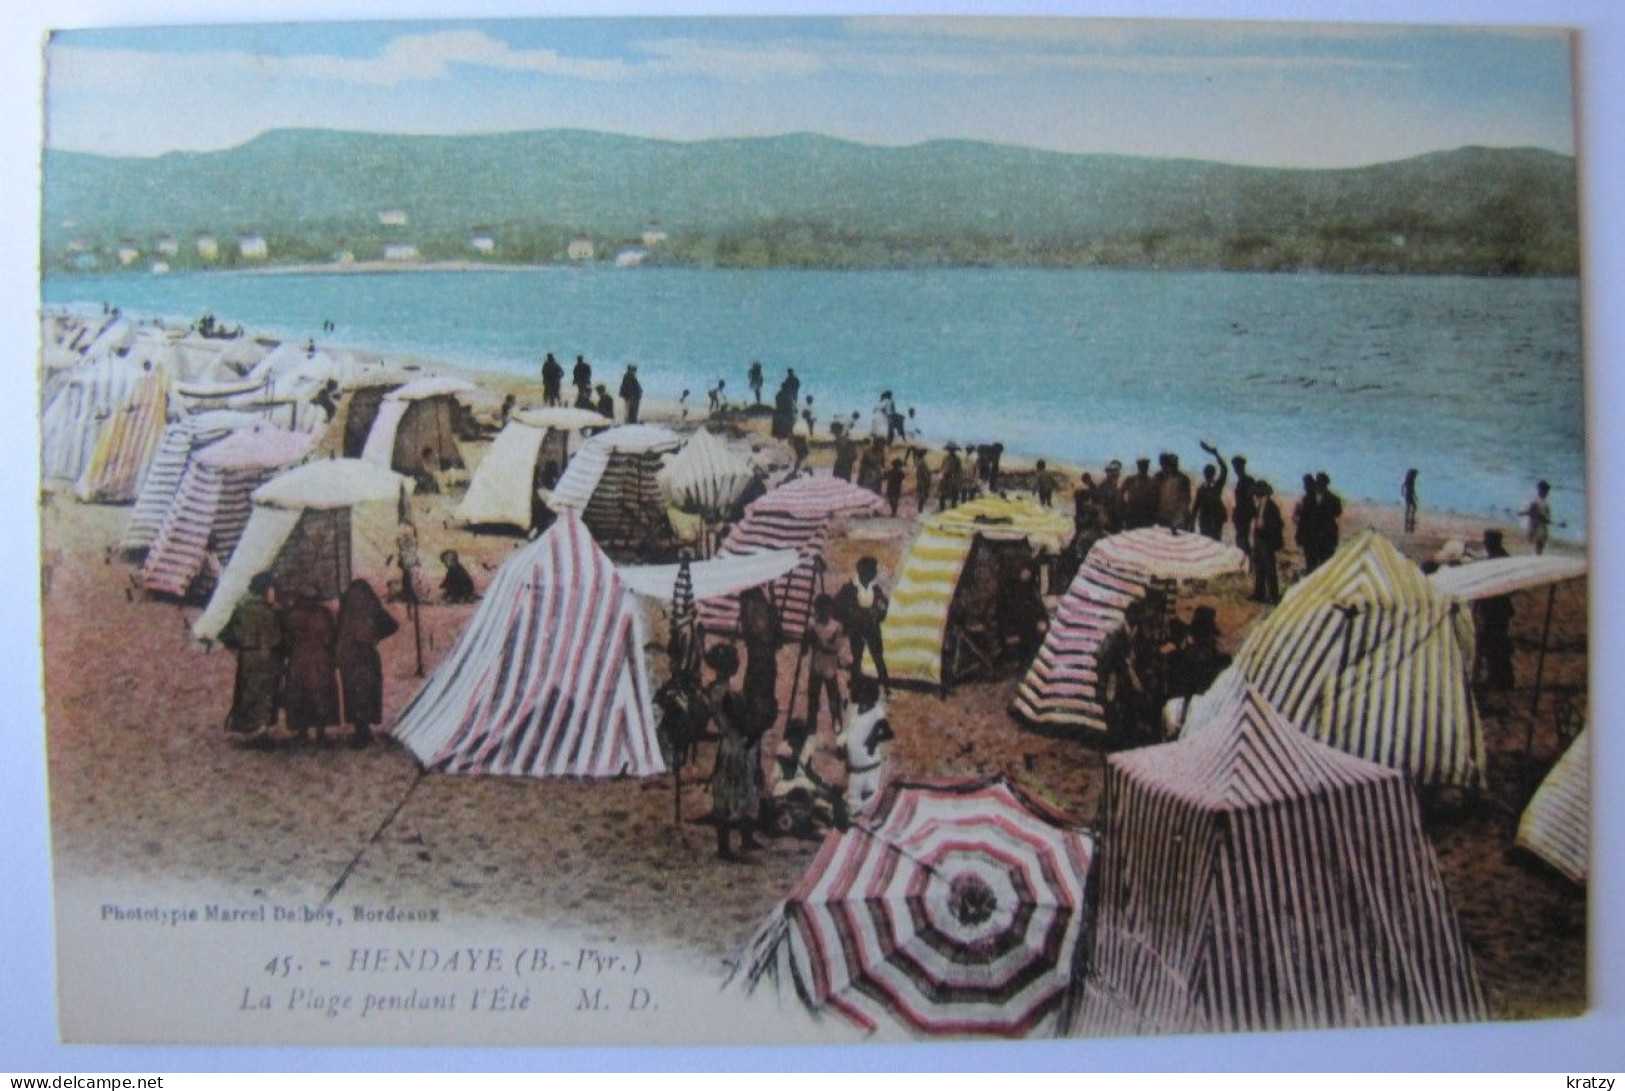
[43,265,1586,535]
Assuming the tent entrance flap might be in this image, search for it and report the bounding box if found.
[271,507,353,600]
[343,386,393,458]
[944,535,1039,687]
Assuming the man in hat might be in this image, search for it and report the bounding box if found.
[619,363,642,424]
[1475,528,1516,692]
[1191,441,1229,540]
[1314,471,1343,566]
[1250,480,1284,604]
[938,443,964,512]
[541,352,564,407]
[571,354,592,403]
[1154,452,1193,529]
[1121,457,1158,530]
[1169,605,1230,700]
[1098,460,1125,533]
[1230,454,1256,554]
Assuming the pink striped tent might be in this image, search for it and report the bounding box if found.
[1084,526,1248,582]
[389,510,663,779]
[137,427,315,599]
[697,474,887,641]
[1010,560,1167,734]
[118,411,260,556]
[1085,682,1487,1035]
[733,776,1094,1038]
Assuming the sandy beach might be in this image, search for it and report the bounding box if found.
[38,321,1589,1040]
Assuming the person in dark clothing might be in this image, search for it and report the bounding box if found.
[834,556,889,689]
[1315,472,1344,565]
[1230,455,1256,554]
[857,438,886,496]
[571,355,592,403]
[1294,472,1322,572]
[619,364,643,424]
[1121,458,1158,530]
[884,458,906,517]
[1475,529,1516,692]
[913,449,932,515]
[938,444,964,512]
[311,379,339,423]
[803,594,846,737]
[997,563,1048,665]
[771,384,796,440]
[987,443,1004,492]
[703,643,761,861]
[738,587,783,722]
[1154,452,1193,529]
[748,361,764,406]
[1401,468,1420,534]
[1097,460,1125,533]
[529,460,559,539]
[414,446,441,495]
[1073,472,1098,534]
[440,549,477,604]
[594,384,614,419]
[1034,460,1055,508]
[279,586,341,746]
[1191,441,1229,540]
[783,368,800,406]
[218,572,284,743]
[334,579,399,748]
[1250,481,1284,604]
[1168,605,1230,700]
[574,383,595,410]
[541,353,564,407]
[831,423,856,481]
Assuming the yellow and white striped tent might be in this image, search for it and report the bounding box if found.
[881,495,1072,688]
[1516,728,1588,884]
[1233,528,1485,788]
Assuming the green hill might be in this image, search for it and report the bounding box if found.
[42,129,1579,275]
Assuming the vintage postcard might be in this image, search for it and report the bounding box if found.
[35,15,1589,1048]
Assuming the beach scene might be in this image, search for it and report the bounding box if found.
[36,17,1589,1047]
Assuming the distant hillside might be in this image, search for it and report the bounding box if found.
[41,130,1579,275]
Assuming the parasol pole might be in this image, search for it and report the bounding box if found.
[1527,583,1559,740]
[398,482,425,678]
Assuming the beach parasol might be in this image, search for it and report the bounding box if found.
[746,472,890,520]
[1085,526,1248,582]
[737,776,1094,1038]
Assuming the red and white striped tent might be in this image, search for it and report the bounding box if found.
[1516,727,1589,885]
[1085,682,1487,1035]
[1010,560,1166,734]
[697,474,888,641]
[1233,529,1485,788]
[118,410,262,556]
[733,776,1094,1039]
[389,510,665,780]
[137,426,315,598]
[547,424,683,559]
[1084,526,1248,583]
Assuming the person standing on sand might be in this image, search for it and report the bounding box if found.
[619,364,642,424]
[1401,468,1420,534]
[738,587,783,726]
[1098,460,1124,534]
[1294,472,1322,573]
[803,594,846,737]
[541,352,564,407]
[834,556,890,689]
[594,383,614,420]
[1230,455,1256,554]
[872,393,893,443]
[279,585,341,746]
[832,422,856,482]
[334,578,399,749]
[748,361,764,406]
[938,443,964,512]
[703,644,762,862]
[1523,479,1553,554]
[1034,460,1055,508]
[1191,442,1229,540]
[914,449,933,515]
[1250,481,1284,604]
[885,458,906,517]
[218,572,284,745]
[858,437,886,495]
[837,676,894,825]
[1122,458,1157,530]
[571,355,592,404]
[1315,472,1344,565]
[1154,452,1193,529]
[1475,529,1516,692]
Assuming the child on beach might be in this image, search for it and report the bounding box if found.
[1035,459,1054,507]
[836,676,894,825]
[1523,480,1553,554]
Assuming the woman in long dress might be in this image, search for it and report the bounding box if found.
[705,644,762,862]
[334,579,399,748]
[280,586,341,745]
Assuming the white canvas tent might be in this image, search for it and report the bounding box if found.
[360,375,477,473]
[455,407,606,529]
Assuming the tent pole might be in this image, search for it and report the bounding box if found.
[1528,582,1558,733]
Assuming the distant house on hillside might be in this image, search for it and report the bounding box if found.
[195,234,219,261]
[378,209,409,227]
[65,239,89,254]
[71,253,99,271]
[238,234,269,260]
[155,235,179,256]
[614,247,647,268]
[641,222,668,247]
[469,234,496,255]
[150,261,170,275]
[333,249,356,265]
[567,237,595,261]
[117,244,140,267]
[381,243,421,262]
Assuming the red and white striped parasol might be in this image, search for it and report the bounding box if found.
[1086,526,1248,582]
[746,472,889,520]
[770,776,1093,1037]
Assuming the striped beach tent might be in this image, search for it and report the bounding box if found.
[1010,560,1165,734]
[1233,529,1485,788]
[881,495,1072,688]
[389,510,664,780]
[71,364,173,503]
[137,426,315,598]
[696,474,887,641]
[455,407,605,530]
[119,411,262,555]
[548,424,683,559]
[732,776,1094,1038]
[359,375,477,473]
[656,426,755,517]
[41,353,159,486]
[1084,526,1248,583]
[1086,682,1487,1035]
[1516,728,1588,884]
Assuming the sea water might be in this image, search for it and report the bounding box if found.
[43,265,1586,536]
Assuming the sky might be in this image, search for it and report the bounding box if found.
[43,15,1577,167]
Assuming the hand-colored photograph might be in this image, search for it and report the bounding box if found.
[36,15,1588,1046]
